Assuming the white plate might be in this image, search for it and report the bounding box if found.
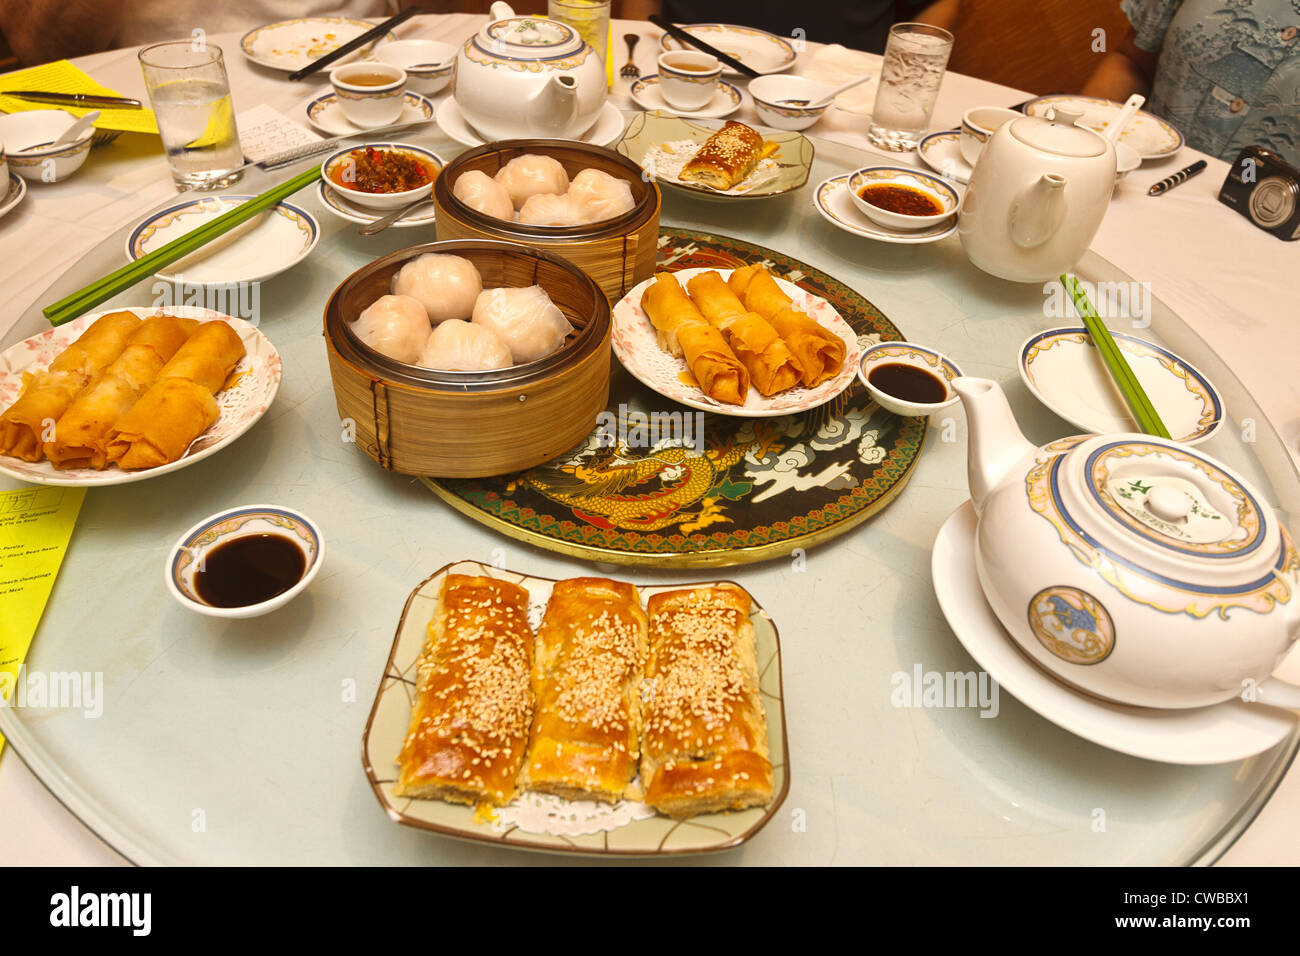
[315,180,436,228]
[916,129,971,184]
[126,196,319,285]
[659,23,797,76]
[0,172,27,220]
[1019,326,1225,444]
[611,267,861,417]
[1023,94,1184,160]
[435,97,627,149]
[629,75,742,119]
[240,17,394,72]
[813,175,958,244]
[0,307,281,487]
[303,89,435,136]
[932,501,1295,765]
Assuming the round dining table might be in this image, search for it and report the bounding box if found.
[1,13,1298,866]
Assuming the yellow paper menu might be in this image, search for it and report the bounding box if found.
[0,60,159,135]
[0,486,85,756]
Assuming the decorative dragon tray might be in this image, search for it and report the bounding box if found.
[423,229,927,567]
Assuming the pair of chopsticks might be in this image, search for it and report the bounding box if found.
[648,14,759,78]
[43,165,322,327]
[287,6,423,81]
[1060,274,1170,438]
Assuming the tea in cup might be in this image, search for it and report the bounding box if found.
[656,51,721,111]
[330,63,407,128]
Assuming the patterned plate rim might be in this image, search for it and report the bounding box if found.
[657,23,798,75]
[239,17,396,72]
[1021,94,1184,158]
[360,560,791,856]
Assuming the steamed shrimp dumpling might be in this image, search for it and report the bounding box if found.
[452,170,514,220]
[352,294,430,364]
[391,253,484,324]
[493,154,570,208]
[471,286,574,363]
[417,319,513,371]
[566,167,635,223]
[517,192,584,226]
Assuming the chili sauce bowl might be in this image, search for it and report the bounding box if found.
[166,504,325,619]
[321,142,443,210]
[847,167,958,230]
[858,342,963,417]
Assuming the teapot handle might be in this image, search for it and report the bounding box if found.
[489,1,516,21]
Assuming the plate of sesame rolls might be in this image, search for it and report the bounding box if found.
[362,560,789,856]
[611,264,860,416]
[0,307,280,486]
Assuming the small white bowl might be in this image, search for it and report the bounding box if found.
[166,504,324,619]
[374,39,456,96]
[0,110,93,182]
[858,342,963,418]
[748,75,832,131]
[847,166,958,230]
[321,142,443,210]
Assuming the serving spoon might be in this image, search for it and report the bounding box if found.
[22,110,100,151]
[358,196,436,235]
[779,74,872,108]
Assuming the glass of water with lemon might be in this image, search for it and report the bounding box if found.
[547,0,611,68]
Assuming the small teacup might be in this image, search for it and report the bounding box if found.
[330,62,407,129]
[657,51,721,111]
[959,106,1021,166]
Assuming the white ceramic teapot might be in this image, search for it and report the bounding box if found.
[953,376,1300,710]
[957,110,1117,283]
[453,2,608,142]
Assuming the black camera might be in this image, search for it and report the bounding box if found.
[1218,145,1300,240]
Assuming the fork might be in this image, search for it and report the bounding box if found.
[620,34,641,79]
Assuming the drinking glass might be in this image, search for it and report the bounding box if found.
[139,41,243,190]
[867,23,955,152]
[548,0,611,66]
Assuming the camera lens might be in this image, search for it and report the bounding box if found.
[1250,176,1297,228]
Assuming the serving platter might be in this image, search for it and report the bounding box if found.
[611,267,861,417]
[424,228,926,567]
[362,560,790,855]
[0,307,281,487]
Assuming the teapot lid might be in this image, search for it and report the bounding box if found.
[1009,111,1108,159]
[472,15,586,60]
[1039,435,1296,602]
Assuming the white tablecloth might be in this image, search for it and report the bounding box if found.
[1,14,1297,867]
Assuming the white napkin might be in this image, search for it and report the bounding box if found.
[801,44,880,115]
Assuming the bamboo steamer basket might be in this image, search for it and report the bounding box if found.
[324,240,610,478]
[432,139,661,301]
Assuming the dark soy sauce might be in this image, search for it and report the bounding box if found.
[195,534,306,608]
[868,362,949,404]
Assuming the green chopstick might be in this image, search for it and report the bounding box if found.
[43,166,323,327]
[1060,274,1171,439]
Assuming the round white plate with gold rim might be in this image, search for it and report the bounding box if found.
[240,17,395,72]
[932,501,1296,764]
[611,267,862,417]
[435,97,627,149]
[1023,94,1184,160]
[126,196,319,286]
[303,89,435,136]
[0,307,281,487]
[315,180,436,228]
[0,172,27,221]
[1019,327,1225,444]
[629,75,742,119]
[813,175,958,244]
[916,130,971,184]
[658,23,797,76]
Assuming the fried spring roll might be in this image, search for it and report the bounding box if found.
[685,271,802,396]
[728,265,847,387]
[641,273,749,405]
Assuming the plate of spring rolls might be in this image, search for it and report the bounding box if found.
[0,307,281,486]
[362,560,789,855]
[611,264,861,416]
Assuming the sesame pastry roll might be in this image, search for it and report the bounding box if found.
[521,578,649,804]
[394,574,535,807]
[640,584,774,818]
[685,271,801,396]
[727,265,846,388]
[679,121,765,191]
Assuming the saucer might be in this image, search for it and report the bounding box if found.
[435,98,627,148]
[1019,326,1225,444]
[0,173,27,221]
[303,89,435,136]
[916,129,971,184]
[931,501,1295,765]
[315,180,436,228]
[813,175,957,244]
[629,75,742,119]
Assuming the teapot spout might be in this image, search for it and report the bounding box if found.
[528,73,580,135]
[953,377,1038,515]
[1010,173,1067,249]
